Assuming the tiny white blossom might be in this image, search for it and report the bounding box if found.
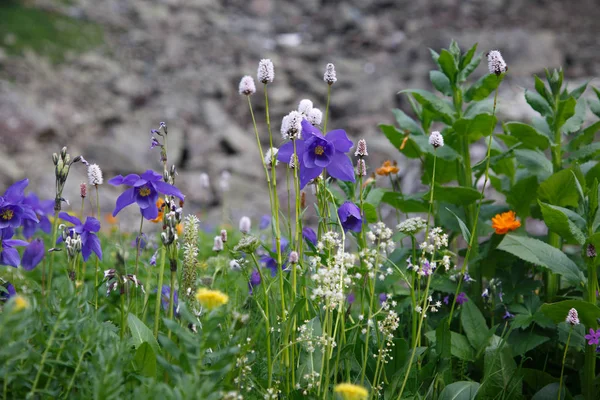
[298,99,313,115]
[238,75,256,95]
[307,108,323,125]
[429,131,444,148]
[87,164,103,186]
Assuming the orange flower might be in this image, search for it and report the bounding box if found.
[376,160,399,176]
[105,213,118,225]
[151,199,165,223]
[176,223,183,236]
[492,211,521,234]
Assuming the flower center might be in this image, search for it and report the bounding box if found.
[314,145,325,156]
[1,209,14,220]
[139,186,151,197]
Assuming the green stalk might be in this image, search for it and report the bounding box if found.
[323,85,332,133]
[250,253,272,387]
[47,209,60,292]
[63,343,88,399]
[426,152,437,228]
[120,290,126,340]
[584,256,598,399]
[30,313,62,396]
[558,327,572,400]
[410,237,418,347]
[94,185,100,310]
[153,245,167,338]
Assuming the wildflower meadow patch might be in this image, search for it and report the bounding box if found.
[2,41,600,399]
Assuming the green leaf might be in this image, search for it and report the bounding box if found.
[478,345,522,399]
[128,313,160,354]
[522,369,559,393]
[569,80,589,99]
[555,97,577,130]
[424,331,475,361]
[568,142,600,163]
[438,49,458,85]
[363,203,378,223]
[567,121,600,151]
[364,188,386,207]
[540,300,600,329]
[459,52,482,82]
[382,192,428,213]
[505,122,550,150]
[379,124,406,151]
[400,89,455,125]
[525,89,553,117]
[506,176,539,218]
[514,149,553,181]
[461,300,489,351]
[459,43,478,70]
[539,201,586,245]
[133,342,157,377]
[438,381,480,400]
[430,70,453,96]
[464,74,503,102]
[436,317,452,359]
[531,383,572,400]
[561,98,586,134]
[534,75,553,105]
[446,207,471,243]
[453,113,496,142]
[497,234,585,286]
[431,185,481,206]
[537,168,580,208]
[509,330,549,356]
[392,109,424,136]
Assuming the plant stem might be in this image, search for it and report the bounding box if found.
[584,256,598,399]
[120,290,126,340]
[94,186,100,310]
[323,85,332,133]
[250,253,272,387]
[47,209,60,292]
[30,313,62,396]
[153,245,167,338]
[558,327,572,400]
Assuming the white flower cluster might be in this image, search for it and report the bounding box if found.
[297,99,323,126]
[429,131,444,148]
[238,75,256,95]
[396,217,427,235]
[297,321,316,353]
[281,110,303,140]
[311,248,357,309]
[366,222,395,254]
[359,248,392,280]
[487,50,507,75]
[296,371,321,396]
[221,391,243,400]
[257,59,274,84]
[264,147,279,169]
[324,63,337,84]
[419,227,449,254]
[87,164,103,186]
[415,296,442,318]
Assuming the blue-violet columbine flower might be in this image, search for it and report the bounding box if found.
[0,179,39,229]
[109,170,184,220]
[277,120,355,189]
[261,238,289,276]
[0,281,16,302]
[338,201,362,233]
[302,227,317,246]
[249,269,261,294]
[58,213,103,262]
[0,228,28,267]
[21,238,45,271]
[22,194,53,239]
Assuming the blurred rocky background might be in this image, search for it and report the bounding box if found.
[0,0,598,228]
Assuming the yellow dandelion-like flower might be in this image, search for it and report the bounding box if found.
[333,383,368,400]
[13,295,29,312]
[195,288,229,310]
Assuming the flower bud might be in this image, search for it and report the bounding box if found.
[80,183,87,198]
[566,307,580,325]
[357,159,367,177]
[324,63,337,85]
[289,251,299,264]
[220,229,228,243]
[281,111,303,140]
[257,59,274,84]
[52,153,59,165]
[239,216,251,234]
[307,108,323,125]
[587,243,597,258]
[60,146,68,159]
[88,164,103,186]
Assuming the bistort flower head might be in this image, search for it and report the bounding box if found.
[356,159,366,177]
[88,164,103,186]
[487,50,507,75]
[324,63,337,85]
[491,211,521,234]
[566,308,580,325]
[257,59,274,84]
[80,183,87,198]
[333,383,368,400]
[212,236,224,252]
[354,139,368,157]
[307,108,323,125]
[281,111,303,140]
[239,216,251,234]
[338,201,362,233]
[429,131,444,148]
[277,119,355,189]
[109,170,184,220]
[58,213,103,262]
[298,99,313,115]
[238,75,256,95]
[0,228,28,268]
[195,288,229,310]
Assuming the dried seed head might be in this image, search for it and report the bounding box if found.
[307,108,323,125]
[212,236,224,252]
[80,183,87,198]
[239,216,251,234]
[298,99,313,115]
[281,110,303,140]
[289,251,299,264]
[265,147,279,169]
[487,50,507,75]
[566,308,580,325]
[354,139,368,157]
[357,159,367,177]
[87,164,103,186]
[429,131,444,149]
[257,59,275,84]
[199,173,210,189]
[238,75,256,95]
[324,63,337,85]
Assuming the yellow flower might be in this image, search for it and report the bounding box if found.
[13,295,29,312]
[491,210,521,235]
[195,288,229,310]
[334,383,368,400]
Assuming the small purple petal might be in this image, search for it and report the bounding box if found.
[141,204,159,220]
[299,166,323,189]
[59,212,81,226]
[21,238,45,271]
[112,188,136,216]
[327,152,356,183]
[326,129,353,153]
[86,234,103,260]
[153,181,184,201]
[0,247,20,268]
[302,227,317,246]
[82,217,101,233]
[3,179,28,203]
[140,170,163,182]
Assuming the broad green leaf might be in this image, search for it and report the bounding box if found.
[436,317,452,359]
[505,122,550,150]
[461,300,489,351]
[505,176,539,218]
[453,113,496,142]
[508,330,549,356]
[478,345,522,399]
[497,234,585,286]
[400,89,455,124]
[538,201,586,245]
[537,168,580,208]
[430,70,453,96]
[525,89,553,117]
[534,75,553,105]
[555,97,577,130]
[459,52,482,82]
[464,74,503,102]
[561,98,586,134]
[531,383,572,400]
[363,203,378,223]
[392,108,424,136]
[133,342,157,378]
[569,80,589,99]
[568,142,600,163]
[364,188,386,207]
[430,185,481,206]
[567,121,600,151]
[446,207,471,243]
[438,49,458,84]
[514,149,553,182]
[128,313,160,354]
[522,368,559,393]
[382,192,428,213]
[379,124,406,151]
[459,43,478,70]
[540,300,600,329]
[438,381,480,400]
[424,331,475,361]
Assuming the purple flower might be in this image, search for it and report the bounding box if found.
[21,238,45,271]
[443,295,449,305]
[21,194,53,239]
[260,215,271,230]
[347,293,356,304]
[503,310,514,320]
[109,170,184,220]
[260,238,289,276]
[456,292,468,305]
[0,179,39,229]
[58,213,102,262]
[277,120,355,189]
[585,328,600,345]
[0,281,16,302]
[131,233,148,256]
[150,250,158,266]
[160,285,179,317]
[379,293,388,305]
[303,227,317,246]
[249,269,261,294]
[338,202,362,233]
[0,228,28,267]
